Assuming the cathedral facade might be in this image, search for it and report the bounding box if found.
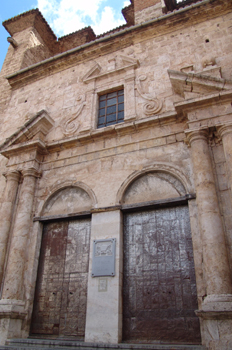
[0,1,232,349]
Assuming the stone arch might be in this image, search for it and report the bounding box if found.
[117,163,193,205]
[41,181,97,217]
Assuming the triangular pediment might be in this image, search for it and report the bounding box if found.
[82,63,102,82]
[83,56,139,83]
[168,69,232,98]
[118,55,139,68]
[0,110,54,156]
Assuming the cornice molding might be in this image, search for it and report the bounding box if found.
[46,110,178,153]
[174,90,232,116]
[0,110,54,158]
[168,69,232,98]
[5,0,231,89]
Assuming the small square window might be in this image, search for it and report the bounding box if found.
[97,89,124,128]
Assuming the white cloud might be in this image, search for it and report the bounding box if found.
[93,7,125,35]
[37,0,127,37]
[123,1,131,7]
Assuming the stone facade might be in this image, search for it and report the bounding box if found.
[0,0,232,349]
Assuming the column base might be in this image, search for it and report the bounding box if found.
[201,293,232,312]
[196,294,232,350]
[0,300,26,346]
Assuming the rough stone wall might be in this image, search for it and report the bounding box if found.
[1,10,231,141]
[0,1,232,349]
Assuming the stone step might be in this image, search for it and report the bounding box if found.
[0,339,207,350]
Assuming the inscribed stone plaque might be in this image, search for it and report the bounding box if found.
[92,239,116,277]
[98,278,108,292]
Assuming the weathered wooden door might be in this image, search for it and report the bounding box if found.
[31,218,91,338]
[123,205,201,343]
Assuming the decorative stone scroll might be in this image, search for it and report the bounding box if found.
[92,239,116,277]
[62,95,86,136]
[136,75,162,115]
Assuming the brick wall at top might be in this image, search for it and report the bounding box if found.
[134,0,161,12]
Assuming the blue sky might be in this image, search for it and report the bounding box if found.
[0,0,130,70]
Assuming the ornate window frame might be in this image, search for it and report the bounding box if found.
[82,56,139,132]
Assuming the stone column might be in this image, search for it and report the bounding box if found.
[0,168,40,345]
[1,168,40,300]
[0,170,20,290]
[85,210,123,344]
[186,129,232,301]
[217,123,232,199]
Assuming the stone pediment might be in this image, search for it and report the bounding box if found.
[168,68,232,99]
[83,55,139,83]
[0,110,54,157]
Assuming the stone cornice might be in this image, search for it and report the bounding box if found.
[168,69,232,97]
[174,90,232,116]
[0,110,178,158]
[5,0,232,89]
[1,139,47,158]
[46,110,178,153]
[0,110,54,153]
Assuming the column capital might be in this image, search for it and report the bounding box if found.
[216,123,232,139]
[3,170,21,182]
[185,128,209,146]
[21,168,41,179]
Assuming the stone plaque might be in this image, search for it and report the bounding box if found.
[98,278,108,292]
[92,239,116,277]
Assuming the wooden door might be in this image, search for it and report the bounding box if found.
[31,218,91,338]
[123,205,201,344]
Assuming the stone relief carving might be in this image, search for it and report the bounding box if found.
[62,95,86,136]
[136,75,162,115]
[95,241,113,257]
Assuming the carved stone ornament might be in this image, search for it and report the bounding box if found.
[136,75,162,115]
[62,95,86,136]
[82,55,139,83]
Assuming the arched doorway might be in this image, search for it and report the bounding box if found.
[121,171,201,344]
[30,186,93,338]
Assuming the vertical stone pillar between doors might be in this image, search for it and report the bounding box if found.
[186,129,232,303]
[217,124,232,201]
[0,170,20,291]
[0,168,40,346]
[85,210,123,344]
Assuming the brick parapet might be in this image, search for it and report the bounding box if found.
[57,27,96,53]
[134,0,161,12]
